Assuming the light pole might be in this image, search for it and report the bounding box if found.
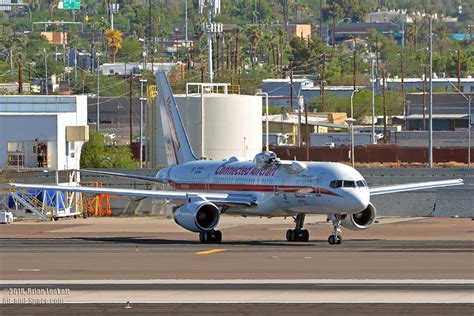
[347,89,359,168]
[44,48,48,95]
[346,118,356,168]
[256,91,269,151]
[350,89,359,119]
[139,79,148,168]
[96,54,100,131]
[371,59,376,144]
[428,15,433,168]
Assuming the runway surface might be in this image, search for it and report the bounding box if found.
[0,216,473,312]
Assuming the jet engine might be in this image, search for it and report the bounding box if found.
[174,201,220,233]
[341,203,377,231]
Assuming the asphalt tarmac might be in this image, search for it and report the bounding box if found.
[0,216,472,314]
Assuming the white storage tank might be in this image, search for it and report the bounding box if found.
[153,83,262,165]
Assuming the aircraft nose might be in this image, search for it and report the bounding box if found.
[349,190,370,212]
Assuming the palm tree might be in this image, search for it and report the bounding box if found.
[223,33,233,71]
[276,28,285,68]
[234,27,243,73]
[434,22,450,54]
[263,32,276,65]
[404,23,417,49]
[104,29,123,63]
[247,26,262,67]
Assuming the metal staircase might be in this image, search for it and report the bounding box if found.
[8,191,51,221]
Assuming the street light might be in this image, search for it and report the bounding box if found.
[350,89,359,119]
[347,89,360,168]
[345,117,357,168]
[139,78,148,168]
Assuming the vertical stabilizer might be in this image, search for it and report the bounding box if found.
[156,71,198,165]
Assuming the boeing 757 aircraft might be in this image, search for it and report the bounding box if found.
[11,71,464,244]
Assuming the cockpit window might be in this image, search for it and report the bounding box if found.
[330,180,343,188]
[343,180,356,188]
[330,180,366,189]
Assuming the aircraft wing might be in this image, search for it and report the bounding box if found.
[76,169,163,183]
[9,183,257,207]
[369,179,464,196]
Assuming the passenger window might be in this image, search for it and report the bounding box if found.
[343,181,356,188]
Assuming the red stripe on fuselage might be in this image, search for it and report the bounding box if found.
[170,182,339,196]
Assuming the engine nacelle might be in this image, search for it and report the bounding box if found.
[174,201,220,233]
[341,202,377,231]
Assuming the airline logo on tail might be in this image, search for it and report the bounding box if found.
[164,95,181,151]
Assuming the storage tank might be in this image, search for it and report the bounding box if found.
[152,84,262,166]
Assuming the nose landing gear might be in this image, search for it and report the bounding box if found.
[328,214,343,245]
[286,214,309,242]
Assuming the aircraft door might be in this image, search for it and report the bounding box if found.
[314,172,326,197]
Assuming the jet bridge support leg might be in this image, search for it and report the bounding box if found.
[286,213,309,242]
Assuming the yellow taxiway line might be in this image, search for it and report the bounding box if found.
[194,249,227,255]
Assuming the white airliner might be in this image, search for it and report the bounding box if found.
[11,71,464,244]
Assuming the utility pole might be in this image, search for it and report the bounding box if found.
[321,54,326,112]
[28,63,31,94]
[185,0,188,43]
[319,0,323,41]
[382,70,387,143]
[9,48,14,81]
[457,48,461,91]
[44,49,48,95]
[96,55,100,131]
[400,53,405,115]
[18,62,23,94]
[129,75,133,147]
[428,15,433,168]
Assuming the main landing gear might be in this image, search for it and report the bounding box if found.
[328,214,343,245]
[199,230,222,243]
[286,214,309,242]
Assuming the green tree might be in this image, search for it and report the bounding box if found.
[80,131,137,168]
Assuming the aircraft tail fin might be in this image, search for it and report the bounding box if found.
[156,71,198,165]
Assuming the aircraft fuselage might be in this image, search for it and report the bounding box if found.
[157,158,371,216]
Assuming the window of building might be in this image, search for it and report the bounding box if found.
[7,154,24,167]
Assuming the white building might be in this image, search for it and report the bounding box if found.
[100,62,179,76]
[0,96,88,171]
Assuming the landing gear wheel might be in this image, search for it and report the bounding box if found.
[286,229,295,242]
[213,230,222,243]
[300,229,309,242]
[199,230,222,243]
[286,214,309,242]
[286,229,309,242]
[328,235,337,245]
[336,235,342,244]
